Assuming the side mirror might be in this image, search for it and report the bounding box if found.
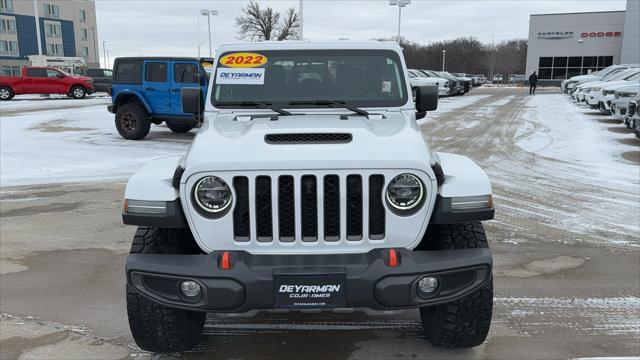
[181,87,204,115]
[415,85,438,115]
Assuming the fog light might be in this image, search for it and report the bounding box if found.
[417,276,438,298]
[180,281,201,299]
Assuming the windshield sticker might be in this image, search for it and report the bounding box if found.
[220,52,268,68]
[216,68,265,85]
[382,81,392,93]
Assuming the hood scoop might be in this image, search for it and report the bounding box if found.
[265,133,352,144]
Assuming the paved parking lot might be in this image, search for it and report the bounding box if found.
[1,88,638,359]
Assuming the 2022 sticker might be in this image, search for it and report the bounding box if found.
[220,52,268,68]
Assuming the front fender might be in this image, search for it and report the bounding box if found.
[123,156,186,227]
[430,152,494,224]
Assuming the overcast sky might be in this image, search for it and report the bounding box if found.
[95,0,628,64]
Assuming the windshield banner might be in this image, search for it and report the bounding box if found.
[216,68,265,85]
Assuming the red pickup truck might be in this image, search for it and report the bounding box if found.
[0,67,95,100]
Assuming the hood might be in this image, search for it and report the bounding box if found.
[182,112,433,175]
[577,80,607,89]
[568,74,598,82]
[602,81,639,90]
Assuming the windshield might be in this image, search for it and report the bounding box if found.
[212,50,408,108]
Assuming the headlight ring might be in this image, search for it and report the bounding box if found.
[386,173,425,215]
[193,176,233,216]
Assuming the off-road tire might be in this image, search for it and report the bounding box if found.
[70,85,87,99]
[0,86,14,100]
[115,103,151,140]
[166,121,195,133]
[419,222,493,348]
[126,226,206,353]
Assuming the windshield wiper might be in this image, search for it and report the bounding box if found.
[289,100,369,116]
[216,101,292,116]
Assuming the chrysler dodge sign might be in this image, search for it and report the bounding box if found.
[538,31,574,39]
[537,31,622,40]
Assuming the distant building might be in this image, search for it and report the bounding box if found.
[0,0,99,75]
[525,0,640,85]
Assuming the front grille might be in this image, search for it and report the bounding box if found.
[265,133,352,144]
[439,271,476,295]
[233,174,386,243]
[628,101,638,118]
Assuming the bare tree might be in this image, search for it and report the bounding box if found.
[235,1,299,41]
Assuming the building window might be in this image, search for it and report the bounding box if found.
[81,46,89,58]
[46,43,63,56]
[0,17,16,34]
[43,3,60,18]
[537,56,615,80]
[80,28,88,41]
[0,0,13,13]
[0,39,18,56]
[79,9,86,23]
[45,21,62,38]
[1,65,20,76]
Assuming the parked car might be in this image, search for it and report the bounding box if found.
[108,57,211,140]
[86,68,112,93]
[597,82,640,114]
[452,73,473,93]
[121,41,495,353]
[471,74,486,86]
[414,69,452,96]
[625,95,639,131]
[583,69,640,109]
[0,66,94,100]
[562,64,637,94]
[630,97,640,139]
[572,68,639,103]
[437,71,465,95]
[492,74,503,83]
[408,69,449,97]
[611,87,640,120]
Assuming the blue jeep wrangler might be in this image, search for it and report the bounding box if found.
[108,57,212,140]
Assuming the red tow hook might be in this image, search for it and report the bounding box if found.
[220,251,231,270]
[388,249,399,267]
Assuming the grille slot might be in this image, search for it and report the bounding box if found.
[143,276,180,300]
[368,175,385,239]
[301,175,318,241]
[255,176,273,241]
[265,133,352,144]
[440,271,476,295]
[278,176,295,241]
[233,177,250,241]
[346,175,363,240]
[324,175,340,241]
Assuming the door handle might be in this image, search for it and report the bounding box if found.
[145,87,155,91]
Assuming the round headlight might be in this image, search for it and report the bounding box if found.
[386,174,425,212]
[194,176,232,213]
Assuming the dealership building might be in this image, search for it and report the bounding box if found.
[0,0,99,75]
[525,0,639,84]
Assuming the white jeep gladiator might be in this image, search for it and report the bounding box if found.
[122,41,495,353]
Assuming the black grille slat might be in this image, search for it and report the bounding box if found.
[368,175,385,239]
[324,175,340,241]
[265,133,352,144]
[440,271,476,295]
[278,176,295,241]
[143,276,180,299]
[301,175,318,241]
[233,177,250,241]
[346,175,363,240]
[255,176,273,241]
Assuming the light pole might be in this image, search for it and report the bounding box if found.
[389,0,411,44]
[200,9,218,58]
[102,41,107,68]
[442,49,446,72]
[299,0,304,40]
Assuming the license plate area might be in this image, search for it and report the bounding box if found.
[275,274,346,309]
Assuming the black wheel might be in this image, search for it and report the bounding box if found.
[115,103,151,140]
[0,86,14,100]
[127,226,206,353]
[70,86,87,99]
[419,222,493,348]
[166,121,195,133]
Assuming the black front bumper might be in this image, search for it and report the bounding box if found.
[126,248,492,313]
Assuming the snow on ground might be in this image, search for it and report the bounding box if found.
[0,94,111,113]
[1,97,191,186]
[417,94,490,125]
